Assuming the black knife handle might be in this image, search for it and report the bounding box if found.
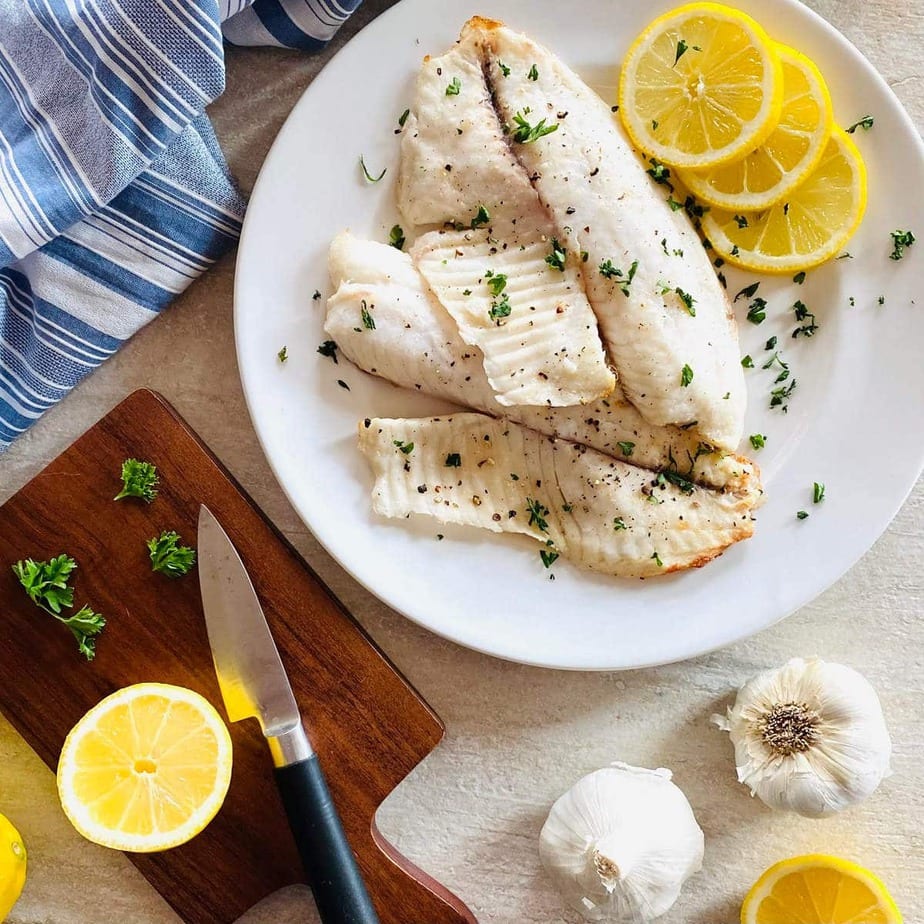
[275,755,381,924]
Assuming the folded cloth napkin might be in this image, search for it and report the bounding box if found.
[0,0,361,452]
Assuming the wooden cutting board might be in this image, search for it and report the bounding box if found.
[0,389,475,924]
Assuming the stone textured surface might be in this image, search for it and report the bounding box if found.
[0,1,921,921]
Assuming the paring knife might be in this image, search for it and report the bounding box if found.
[197,505,380,924]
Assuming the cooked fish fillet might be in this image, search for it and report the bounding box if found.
[412,223,614,406]
[326,233,761,502]
[359,414,755,578]
[465,18,746,449]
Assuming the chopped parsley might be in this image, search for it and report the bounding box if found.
[680,363,694,387]
[770,378,797,411]
[488,292,512,322]
[792,300,819,337]
[836,252,853,260]
[545,239,567,271]
[393,439,414,455]
[889,229,915,261]
[471,205,491,229]
[115,458,159,503]
[445,452,462,467]
[317,340,339,363]
[734,214,749,228]
[846,115,874,133]
[647,158,673,190]
[617,440,635,457]
[539,548,559,568]
[526,497,550,532]
[674,287,696,316]
[359,155,386,183]
[277,346,288,363]
[813,481,826,504]
[667,195,683,212]
[741,355,754,368]
[599,258,638,296]
[398,108,410,129]
[485,269,508,296]
[389,224,406,250]
[682,196,709,221]
[360,300,376,330]
[527,64,539,81]
[660,469,695,495]
[746,298,768,325]
[510,108,558,143]
[498,60,511,77]
[765,336,778,350]
[797,510,809,520]
[445,76,461,96]
[735,282,760,302]
[337,379,350,390]
[652,119,659,131]
[312,290,322,301]
[793,271,806,285]
[147,531,196,579]
[749,433,766,450]
[613,518,627,531]
[651,550,664,568]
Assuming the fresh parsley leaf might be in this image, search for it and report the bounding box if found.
[114,459,159,503]
[680,363,694,387]
[446,76,461,96]
[389,225,406,250]
[846,115,874,133]
[526,497,550,532]
[797,510,809,520]
[317,340,339,364]
[765,336,778,350]
[647,158,673,191]
[617,441,635,457]
[674,38,689,65]
[277,346,288,363]
[498,60,511,77]
[485,270,507,296]
[813,481,825,504]
[651,550,663,568]
[359,155,386,183]
[147,531,196,579]
[312,290,322,301]
[667,195,683,211]
[749,433,766,450]
[792,299,819,337]
[393,439,414,455]
[735,282,760,302]
[734,214,749,229]
[61,605,106,660]
[510,108,558,143]
[471,205,491,229]
[445,452,462,467]
[360,300,376,330]
[683,196,709,221]
[770,378,797,411]
[599,259,638,296]
[489,292,512,322]
[741,355,754,368]
[889,229,915,261]
[793,271,806,284]
[398,108,410,129]
[527,64,539,81]
[660,469,695,495]
[545,239,567,271]
[539,548,559,568]
[746,298,767,325]
[652,119,659,131]
[613,517,627,531]
[674,287,696,316]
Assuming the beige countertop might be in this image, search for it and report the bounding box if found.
[0,1,921,921]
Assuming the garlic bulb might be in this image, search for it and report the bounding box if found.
[539,763,704,922]
[714,657,892,818]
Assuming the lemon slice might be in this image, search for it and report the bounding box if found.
[57,683,233,853]
[680,43,833,209]
[619,2,784,169]
[700,127,867,272]
[0,814,26,918]
[741,855,903,924]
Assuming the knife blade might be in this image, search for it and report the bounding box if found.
[197,505,380,924]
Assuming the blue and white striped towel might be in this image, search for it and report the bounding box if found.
[0,0,361,451]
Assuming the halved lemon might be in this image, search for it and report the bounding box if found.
[680,43,833,209]
[700,127,867,272]
[619,2,784,169]
[741,855,903,924]
[57,683,233,853]
[0,814,26,918]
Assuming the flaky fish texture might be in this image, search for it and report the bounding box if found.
[402,32,613,407]
[399,17,746,450]
[359,414,755,578]
[326,233,761,503]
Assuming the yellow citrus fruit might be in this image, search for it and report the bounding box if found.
[680,43,833,209]
[741,855,903,924]
[619,2,784,169]
[700,127,867,272]
[57,683,233,853]
[0,814,26,919]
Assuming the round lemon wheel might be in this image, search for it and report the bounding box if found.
[741,855,903,924]
[700,126,867,272]
[680,43,833,209]
[0,814,26,919]
[57,683,233,853]
[619,2,784,169]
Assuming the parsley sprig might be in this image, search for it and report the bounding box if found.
[147,531,196,579]
[889,229,915,261]
[114,459,159,503]
[510,108,558,144]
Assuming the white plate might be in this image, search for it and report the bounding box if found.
[235,0,924,670]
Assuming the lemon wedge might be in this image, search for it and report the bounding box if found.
[57,683,233,853]
[680,43,833,209]
[741,855,903,924]
[0,813,26,918]
[619,2,784,169]
[700,127,867,272]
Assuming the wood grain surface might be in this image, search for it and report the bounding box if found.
[0,389,475,924]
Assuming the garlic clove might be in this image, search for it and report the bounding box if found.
[714,657,892,818]
[540,763,704,922]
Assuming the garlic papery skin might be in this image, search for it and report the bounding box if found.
[539,763,704,922]
[714,657,892,818]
